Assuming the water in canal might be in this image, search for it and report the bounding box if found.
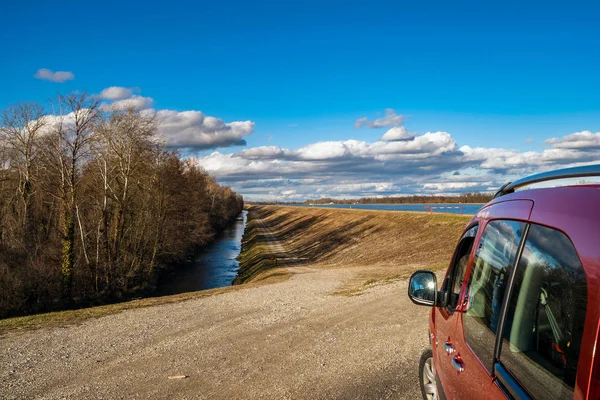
[155,210,247,296]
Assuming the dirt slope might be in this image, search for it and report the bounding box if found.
[236,205,470,285]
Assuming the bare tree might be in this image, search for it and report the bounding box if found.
[0,103,47,245]
[45,92,101,300]
[93,106,157,288]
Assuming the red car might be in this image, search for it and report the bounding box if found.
[408,165,600,400]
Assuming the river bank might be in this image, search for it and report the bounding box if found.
[235,204,471,285]
[155,211,248,296]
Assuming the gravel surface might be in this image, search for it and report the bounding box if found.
[0,266,431,399]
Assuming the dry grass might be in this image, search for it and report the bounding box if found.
[238,205,471,285]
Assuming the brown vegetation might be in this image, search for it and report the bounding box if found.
[236,205,471,284]
[0,94,243,318]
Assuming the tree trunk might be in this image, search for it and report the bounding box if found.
[61,208,75,301]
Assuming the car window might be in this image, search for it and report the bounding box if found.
[498,224,587,399]
[463,220,525,373]
[442,225,478,311]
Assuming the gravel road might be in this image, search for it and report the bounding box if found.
[0,266,431,399]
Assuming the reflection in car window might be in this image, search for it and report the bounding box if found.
[499,224,587,399]
[463,220,525,373]
[443,225,477,311]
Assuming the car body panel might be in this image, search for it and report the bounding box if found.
[426,185,600,399]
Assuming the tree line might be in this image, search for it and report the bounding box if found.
[0,93,243,318]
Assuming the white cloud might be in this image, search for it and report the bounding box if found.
[354,117,369,129]
[97,86,151,110]
[355,108,403,128]
[189,129,600,201]
[106,95,154,111]
[93,85,254,150]
[228,133,456,164]
[235,146,289,159]
[460,145,591,170]
[99,86,140,100]
[154,110,254,149]
[295,141,354,160]
[34,68,75,83]
[381,126,415,141]
[545,130,600,149]
[423,182,485,191]
[370,132,457,159]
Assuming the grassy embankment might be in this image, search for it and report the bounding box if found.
[0,205,470,334]
[236,205,471,294]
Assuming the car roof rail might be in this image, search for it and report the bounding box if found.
[493,164,600,199]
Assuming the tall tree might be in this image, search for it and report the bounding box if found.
[46,93,100,300]
[94,106,157,289]
[0,103,47,247]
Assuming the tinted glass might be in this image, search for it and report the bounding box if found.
[463,220,525,373]
[499,224,587,399]
[443,225,478,310]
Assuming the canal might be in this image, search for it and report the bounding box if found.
[155,210,247,296]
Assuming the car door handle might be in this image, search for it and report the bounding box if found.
[452,355,464,372]
[443,341,455,354]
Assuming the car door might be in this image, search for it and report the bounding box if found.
[450,200,533,399]
[432,223,479,399]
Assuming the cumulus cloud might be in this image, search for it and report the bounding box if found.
[97,86,151,110]
[381,126,415,141]
[355,108,404,128]
[188,129,600,201]
[98,86,140,100]
[155,110,254,149]
[544,130,600,149]
[34,68,75,83]
[423,182,486,191]
[354,117,369,129]
[106,95,154,111]
[190,131,467,201]
[235,146,289,159]
[93,85,254,150]
[459,145,594,171]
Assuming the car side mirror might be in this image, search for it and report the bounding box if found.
[408,270,438,306]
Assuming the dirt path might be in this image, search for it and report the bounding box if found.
[254,216,287,255]
[0,266,431,399]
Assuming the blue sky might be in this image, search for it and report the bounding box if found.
[1,1,599,200]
